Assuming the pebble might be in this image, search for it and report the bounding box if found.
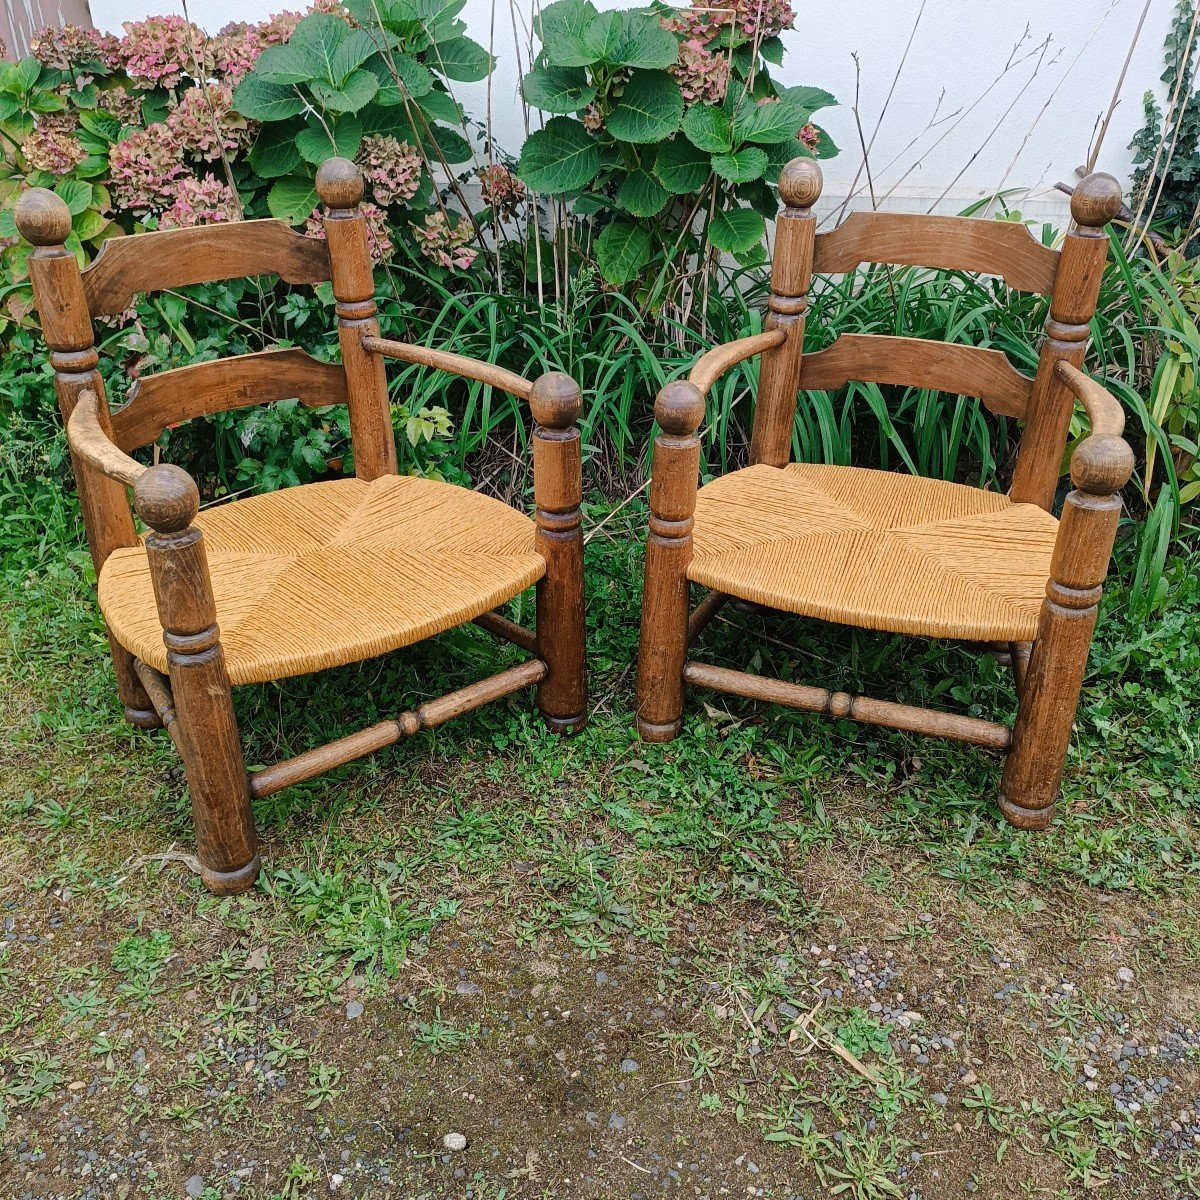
[1116,967,1135,984]
[442,1132,468,1152]
[330,1174,344,1190]
[620,1059,639,1073]
[345,1001,364,1019]
[185,1177,205,1199]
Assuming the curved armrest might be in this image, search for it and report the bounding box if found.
[361,334,534,401]
[688,329,787,396]
[67,389,146,488]
[1054,362,1135,497]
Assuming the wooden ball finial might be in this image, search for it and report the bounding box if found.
[134,464,200,533]
[15,188,72,246]
[315,158,364,209]
[655,381,705,436]
[530,372,582,430]
[1070,434,1134,496]
[778,158,823,210]
[1070,172,1122,228]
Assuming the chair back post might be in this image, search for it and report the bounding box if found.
[316,158,397,481]
[749,158,822,468]
[1009,173,1122,510]
[15,188,158,727]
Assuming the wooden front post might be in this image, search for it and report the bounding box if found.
[1010,173,1122,510]
[635,380,705,740]
[749,157,822,468]
[134,465,260,894]
[316,158,397,480]
[15,188,157,728]
[999,432,1134,828]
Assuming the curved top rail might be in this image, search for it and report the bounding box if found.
[82,220,331,317]
[799,333,1034,419]
[813,211,1060,295]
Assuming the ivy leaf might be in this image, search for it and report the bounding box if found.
[433,36,494,82]
[233,76,306,122]
[250,122,303,178]
[654,137,711,194]
[617,169,668,217]
[368,54,436,104]
[682,105,732,154]
[595,221,651,286]
[606,71,683,144]
[268,175,319,224]
[521,65,595,114]
[518,116,601,193]
[708,207,765,253]
[310,68,378,113]
[712,147,768,184]
[296,116,363,165]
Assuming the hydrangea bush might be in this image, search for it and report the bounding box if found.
[517,0,837,287]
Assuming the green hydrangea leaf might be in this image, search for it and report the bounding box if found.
[296,116,363,165]
[606,71,683,144]
[537,0,602,67]
[268,175,320,224]
[779,84,838,116]
[653,137,710,194]
[250,122,303,178]
[708,207,765,253]
[733,95,807,145]
[682,105,732,154]
[617,169,669,217]
[517,116,601,193]
[233,76,307,122]
[595,220,651,286]
[712,147,768,184]
[521,65,595,114]
[311,69,379,113]
[368,53,436,103]
[433,37,494,83]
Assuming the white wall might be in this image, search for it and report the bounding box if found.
[90,0,1172,219]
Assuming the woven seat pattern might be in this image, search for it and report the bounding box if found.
[688,463,1058,642]
[99,475,544,685]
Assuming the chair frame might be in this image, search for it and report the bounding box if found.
[17,158,587,895]
[636,158,1134,830]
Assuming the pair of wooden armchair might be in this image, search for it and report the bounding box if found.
[17,157,1132,894]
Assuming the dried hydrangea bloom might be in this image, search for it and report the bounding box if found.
[664,0,795,47]
[207,29,264,87]
[478,164,527,218]
[304,202,394,262]
[582,103,604,133]
[30,23,119,72]
[671,39,730,106]
[159,175,241,229]
[108,126,188,214]
[411,210,477,271]
[97,87,146,127]
[798,123,821,152]
[120,16,207,91]
[357,135,423,206]
[166,83,253,161]
[22,117,87,176]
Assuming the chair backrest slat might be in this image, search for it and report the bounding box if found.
[813,211,1061,295]
[800,333,1033,419]
[112,348,351,452]
[82,219,331,317]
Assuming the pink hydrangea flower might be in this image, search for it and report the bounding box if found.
[478,164,527,218]
[411,211,476,271]
[159,175,241,228]
[120,16,207,91]
[207,29,265,87]
[664,0,796,49]
[357,135,423,206]
[22,117,86,175]
[798,123,821,152]
[166,83,253,160]
[30,24,120,72]
[671,39,730,106]
[108,126,188,214]
[97,87,147,127]
[305,202,394,262]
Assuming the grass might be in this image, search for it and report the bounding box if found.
[0,441,1198,1196]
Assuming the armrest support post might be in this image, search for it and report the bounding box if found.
[529,373,587,732]
[133,465,259,892]
[636,381,705,740]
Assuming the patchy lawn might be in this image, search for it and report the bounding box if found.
[2,512,1198,1200]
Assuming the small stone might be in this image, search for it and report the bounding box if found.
[1116,967,1135,984]
[961,1071,978,1086]
[442,1132,468,1152]
[345,1001,364,1019]
[931,1093,948,1106]
[456,982,482,996]
[620,1059,639,1074]
[330,1174,344,1190]
[185,1177,205,1199]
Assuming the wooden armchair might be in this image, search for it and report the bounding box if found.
[636,158,1134,830]
[16,159,586,895]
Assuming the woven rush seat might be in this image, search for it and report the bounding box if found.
[99,474,544,686]
[688,463,1059,642]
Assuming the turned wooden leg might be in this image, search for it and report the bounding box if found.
[530,373,587,734]
[135,465,260,894]
[1000,433,1131,829]
[636,382,705,742]
[110,638,161,729]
